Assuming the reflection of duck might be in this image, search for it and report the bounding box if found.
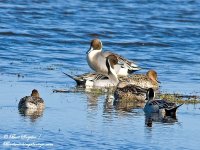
[18,89,45,110]
[102,92,145,118]
[65,55,119,88]
[19,107,44,122]
[113,98,145,112]
[85,91,102,110]
[145,113,177,127]
[86,39,141,76]
[144,88,183,117]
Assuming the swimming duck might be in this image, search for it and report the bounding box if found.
[119,70,160,90]
[143,88,183,117]
[86,39,141,76]
[18,89,45,110]
[65,55,119,88]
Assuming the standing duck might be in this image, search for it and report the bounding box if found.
[86,39,141,76]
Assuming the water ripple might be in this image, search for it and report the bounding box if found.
[0,0,200,149]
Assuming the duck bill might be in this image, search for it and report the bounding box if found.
[133,66,142,71]
[86,47,93,54]
[117,61,124,65]
[156,79,161,83]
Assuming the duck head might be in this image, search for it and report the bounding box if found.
[31,89,40,98]
[147,70,160,84]
[87,39,102,54]
[146,88,155,101]
[106,55,118,75]
[105,54,119,84]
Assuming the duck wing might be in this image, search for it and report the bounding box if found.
[118,85,147,94]
[149,100,173,109]
[103,51,141,71]
[63,72,108,86]
[154,99,183,116]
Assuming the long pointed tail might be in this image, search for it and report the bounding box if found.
[176,103,184,109]
[63,72,85,86]
[63,72,76,80]
[165,103,183,117]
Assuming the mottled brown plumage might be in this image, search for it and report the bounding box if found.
[119,70,160,90]
[114,85,147,101]
[114,70,160,101]
[18,89,45,110]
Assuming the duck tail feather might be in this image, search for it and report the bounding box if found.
[63,72,77,80]
[165,103,183,116]
[176,103,184,108]
[63,72,85,86]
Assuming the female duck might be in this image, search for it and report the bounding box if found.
[144,88,183,117]
[114,70,160,101]
[119,70,160,90]
[86,39,141,76]
[114,83,147,101]
[18,89,45,110]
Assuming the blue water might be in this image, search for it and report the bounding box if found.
[0,0,200,149]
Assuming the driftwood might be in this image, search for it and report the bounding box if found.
[53,89,84,93]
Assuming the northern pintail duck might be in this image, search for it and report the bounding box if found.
[65,55,119,88]
[86,39,141,76]
[119,70,160,90]
[113,91,146,111]
[144,88,183,117]
[64,72,104,87]
[18,89,45,110]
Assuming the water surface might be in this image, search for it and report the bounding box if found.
[0,0,200,149]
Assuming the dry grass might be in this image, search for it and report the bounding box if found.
[157,93,200,104]
[53,87,200,104]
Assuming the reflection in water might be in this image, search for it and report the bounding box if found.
[145,113,177,127]
[103,92,145,117]
[86,93,98,108]
[18,108,44,122]
[85,87,115,110]
[86,92,102,111]
[113,97,145,112]
[85,91,179,128]
[104,94,115,111]
[85,90,146,117]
